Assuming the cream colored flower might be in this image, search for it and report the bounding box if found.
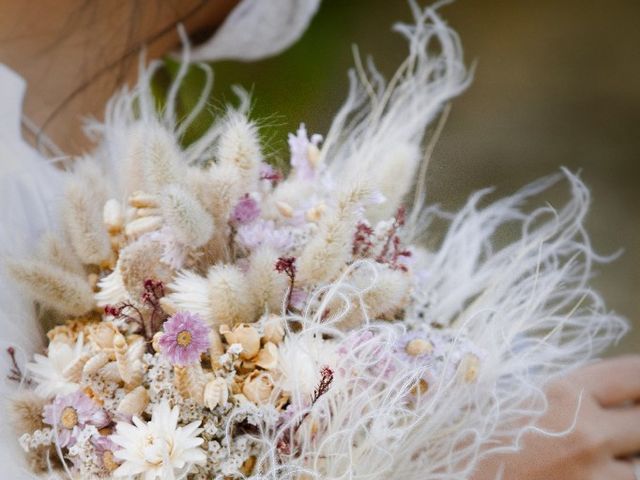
[110,401,206,479]
[26,334,86,398]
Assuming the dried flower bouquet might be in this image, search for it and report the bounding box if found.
[3,4,626,480]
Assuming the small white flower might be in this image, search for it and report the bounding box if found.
[111,401,206,479]
[26,334,86,398]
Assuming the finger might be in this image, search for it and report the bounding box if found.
[603,406,640,456]
[606,460,637,480]
[570,356,640,407]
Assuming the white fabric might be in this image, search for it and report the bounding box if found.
[191,0,321,62]
[0,64,65,479]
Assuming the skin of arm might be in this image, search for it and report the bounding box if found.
[472,356,640,480]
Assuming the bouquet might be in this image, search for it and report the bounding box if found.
[1,3,626,479]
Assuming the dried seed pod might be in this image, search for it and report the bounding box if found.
[151,332,163,353]
[221,323,261,360]
[124,215,163,238]
[103,199,124,235]
[174,363,205,404]
[203,377,229,410]
[262,314,285,344]
[99,361,122,383]
[242,370,274,405]
[405,339,433,357]
[255,342,278,370]
[63,353,90,383]
[83,351,110,375]
[113,333,143,388]
[117,386,149,417]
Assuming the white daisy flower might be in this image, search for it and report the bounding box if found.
[26,334,86,398]
[111,401,206,479]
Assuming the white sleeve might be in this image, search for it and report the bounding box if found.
[191,0,321,62]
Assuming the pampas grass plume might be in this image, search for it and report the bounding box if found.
[118,239,174,303]
[10,391,47,435]
[206,264,256,326]
[217,111,262,192]
[142,124,185,193]
[63,178,112,266]
[7,259,95,315]
[36,233,84,275]
[161,184,215,247]
[298,185,370,284]
[247,246,289,314]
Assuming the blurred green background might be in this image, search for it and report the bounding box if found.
[172,0,639,354]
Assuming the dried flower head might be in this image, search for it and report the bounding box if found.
[158,312,211,365]
[43,391,109,447]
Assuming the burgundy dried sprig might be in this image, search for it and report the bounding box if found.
[277,366,335,458]
[260,167,283,183]
[104,279,168,344]
[376,206,411,271]
[275,256,297,311]
[6,346,30,385]
[352,222,375,257]
[141,279,168,336]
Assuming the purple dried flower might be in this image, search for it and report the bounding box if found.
[158,312,211,365]
[288,123,323,181]
[43,391,109,448]
[232,194,261,224]
[92,435,121,473]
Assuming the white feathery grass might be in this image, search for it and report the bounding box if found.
[62,168,112,266]
[216,111,262,192]
[160,184,215,248]
[7,259,95,316]
[250,170,626,479]
[322,1,469,224]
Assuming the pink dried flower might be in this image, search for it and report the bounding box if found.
[43,391,109,448]
[158,312,211,365]
[288,123,322,181]
[232,194,261,224]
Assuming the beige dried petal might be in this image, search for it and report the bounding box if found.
[275,201,294,218]
[222,324,261,360]
[88,322,119,350]
[209,330,225,359]
[152,332,163,353]
[103,199,124,234]
[134,207,161,218]
[405,338,433,357]
[99,362,122,383]
[63,353,90,383]
[307,144,321,168]
[305,203,326,223]
[83,352,110,375]
[117,386,149,417]
[242,370,274,405]
[129,191,159,209]
[255,342,278,370]
[124,216,163,238]
[460,354,481,383]
[203,377,229,410]
[262,314,285,344]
